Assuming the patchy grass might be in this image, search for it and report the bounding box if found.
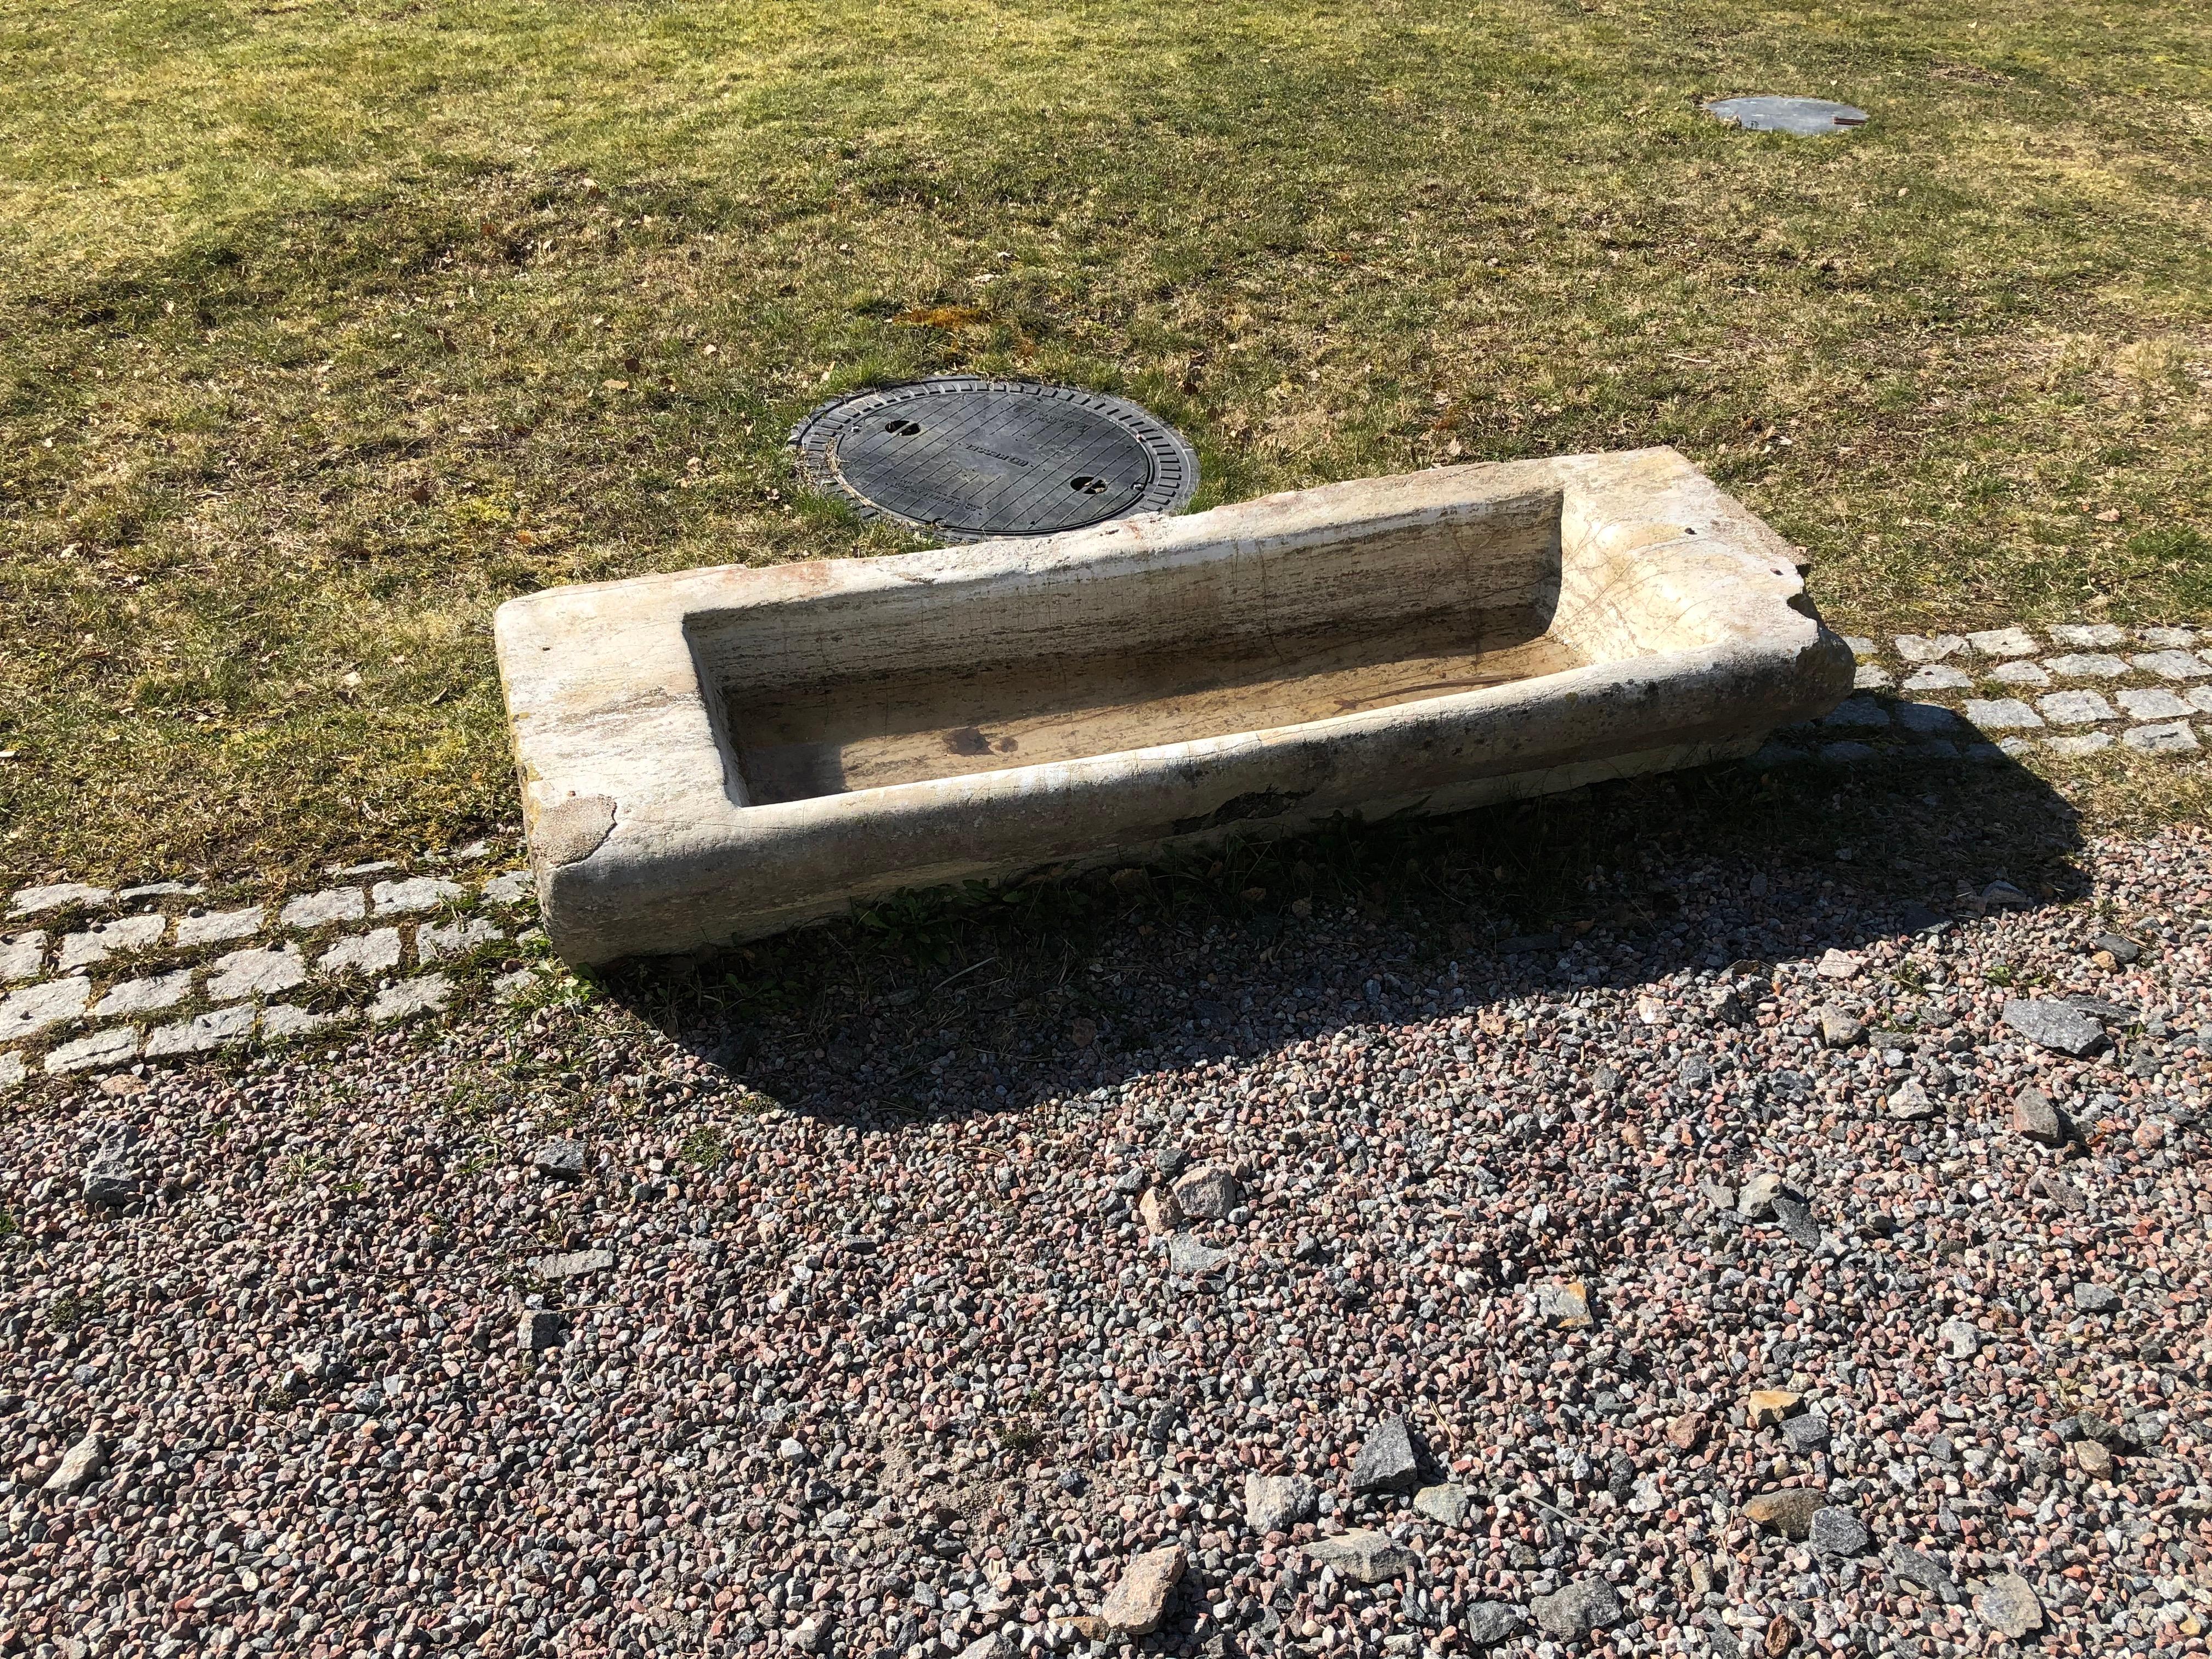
[1,0,2207,884]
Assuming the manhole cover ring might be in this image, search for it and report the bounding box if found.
[1705,95,1870,136]
[792,377,1198,542]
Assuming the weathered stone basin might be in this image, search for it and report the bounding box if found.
[495,447,1853,963]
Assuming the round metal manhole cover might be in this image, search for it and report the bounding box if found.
[1706,95,1869,136]
[792,377,1198,541]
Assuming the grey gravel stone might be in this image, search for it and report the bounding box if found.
[1816,1008,1864,1048]
[2002,997,2106,1056]
[1460,1604,1525,1648]
[1099,1544,1186,1631]
[1770,1194,1821,1247]
[1972,1571,2044,1639]
[517,1310,565,1351]
[1808,1507,1869,1557]
[1885,1079,1937,1121]
[1350,1414,1421,1493]
[1888,1546,1960,1601]
[1412,1482,1472,1528]
[534,1248,616,1279]
[1736,1172,1785,1219]
[43,1432,105,1494]
[1781,1413,1830,1453]
[1165,1232,1231,1275]
[1938,1317,1981,1358]
[1169,1161,1239,1218]
[534,1138,587,1179]
[1242,1472,1316,1534]
[2072,1281,2120,1313]
[2089,930,2142,963]
[1304,1529,1417,1585]
[1530,1576,1622,1637]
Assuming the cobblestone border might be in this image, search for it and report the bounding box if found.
[1757,623,2212,769]
[5,619,2207,1092]
[0,842,553,1091]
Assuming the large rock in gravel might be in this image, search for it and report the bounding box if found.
[1304,1529,1417,1585]
[1171,1163,1239,1220]
[1531,1576,1622,1637]
[1742,1489,1822,1539]
[1737,1173,1786,1220]
[1350,1414,1422,1493]
[535,1248,615,1279]
[533,1139,586,1180]
[1769,1195,1821,1248]
[44,1431,105,1494]
[517,1310,565,1351]
[1139,1187,1183,1234]
[1243,1472,1316,1534]
[1816,1007,1864,1048]
[1099,1545,1186,1635]
[1462,1604,1525,1647]
[1972,1571,2044,1639]
[2002,998,2106,1057]
[1937,1317,1980,1358]
[1166,1233,1232,1275]
[81,1156,140,1207]
[1781,1413,1830,1454]
[1413,1482,1471,1527]
[1808,1507,1869,1557]
[1532,1279,1592,1329]
[2010,1086,2068,1144]
[1746,1389,1800,1427]
[1888,1545,1961,1602]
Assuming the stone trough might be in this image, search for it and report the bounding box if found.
[495,447,1853,963]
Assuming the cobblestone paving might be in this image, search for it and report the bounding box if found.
[1763,624,2212,770]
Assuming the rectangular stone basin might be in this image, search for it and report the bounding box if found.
[495,447,1852,964]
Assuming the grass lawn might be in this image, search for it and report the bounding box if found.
[2,0,2208,886]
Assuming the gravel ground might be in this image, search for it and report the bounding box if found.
[6,813,2212,1659]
